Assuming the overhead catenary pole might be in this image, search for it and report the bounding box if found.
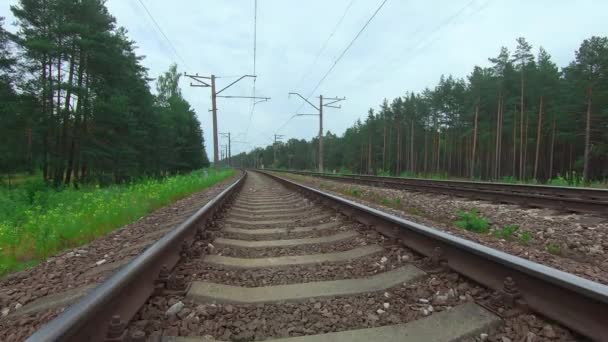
[288,92,345,173]
[319,95,324,173]
[211,75,219,167]
[220,132,231,167]
[184,73,270,168]
[273,134,284,167]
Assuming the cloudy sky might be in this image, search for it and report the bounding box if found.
[2,0,607,158]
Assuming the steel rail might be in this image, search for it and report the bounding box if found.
[27,171,247,342]
[269,169,608,216]
[260,170,608,340]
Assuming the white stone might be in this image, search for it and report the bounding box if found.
[433,294,448,305]
[380,256,388,264]
[418,298,429,304]
[1,307,9,317]
[166,301,185,316]
[383,302,390,309]
[447,289,455,298]
[526,332,536,342]
[422,309,429,316]
[66,252,75,258]
[589,245,603,255]
[401,255,410,262]
[427,305,434,312]
[95,259,106,266]
[383,292,390,298]
[501,337,512,342]
[376,309,385,314]
[208,243,215,249]
[14,303,22,310]
[480,333,488,341]
[459,295,467,301]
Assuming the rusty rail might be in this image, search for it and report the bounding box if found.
[260,170,608,340]
[269,169,608,216]
[27,171,246,342]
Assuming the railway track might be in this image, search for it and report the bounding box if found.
[269,169,608,216]
[26,171,608,341]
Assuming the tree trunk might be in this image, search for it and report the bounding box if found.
[471,103,479,178]
[512,108,517,177]
[59,45,76,184]
[382,116,387,171]
[548,119,556,180]
[396,124,401,175]
[65,51,85,184]
[41,57,48,180]
[494,94,502,179]
[367,132,372,174]
[423,130,428,174]
[435,130,441,174]
[582,89,592,180]
[53,51,63,185]
[533,96,543,180]
[47,57,55,181]
[523,111,529,180]
[519,68,525,179]
[498,96,504,179]
[410,120,415,173]
[387,126,392,174]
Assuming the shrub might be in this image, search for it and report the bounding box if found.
[501,176,517,184]
[399,171,416,178]
[337,167,353,176]
[454,208,489,233]
[547,243,562,255]
[493,224,519,240]
[350,188,362,197]
[406,207,421,216]
[519,231,533,245]
[380,197,402,209]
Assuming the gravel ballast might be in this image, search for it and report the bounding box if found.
[274,172,608,285]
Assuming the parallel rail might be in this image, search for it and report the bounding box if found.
[28,170,608,341]
[260,170,608,340]
[269,169,608,216]
[27,172,246,342]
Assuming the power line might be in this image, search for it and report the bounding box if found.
[245,0,259,138]
[137,0,189,68]
[293,0,356,91]
[276,114,298,133]
[364,0,483,77]
[293,0,389,115]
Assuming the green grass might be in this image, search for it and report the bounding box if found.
[406,207,421,216]
[547,243,562,255]
[519,231,533,245]
[454,208,490,233]
[0,169,234,277]
[492,224,519,240]
[350,188,362,197]
[381,197,402,209]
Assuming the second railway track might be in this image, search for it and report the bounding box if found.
[270,170,608,216]
[27,171,608,341]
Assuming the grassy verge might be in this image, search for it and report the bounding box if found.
[0,169,235,276]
